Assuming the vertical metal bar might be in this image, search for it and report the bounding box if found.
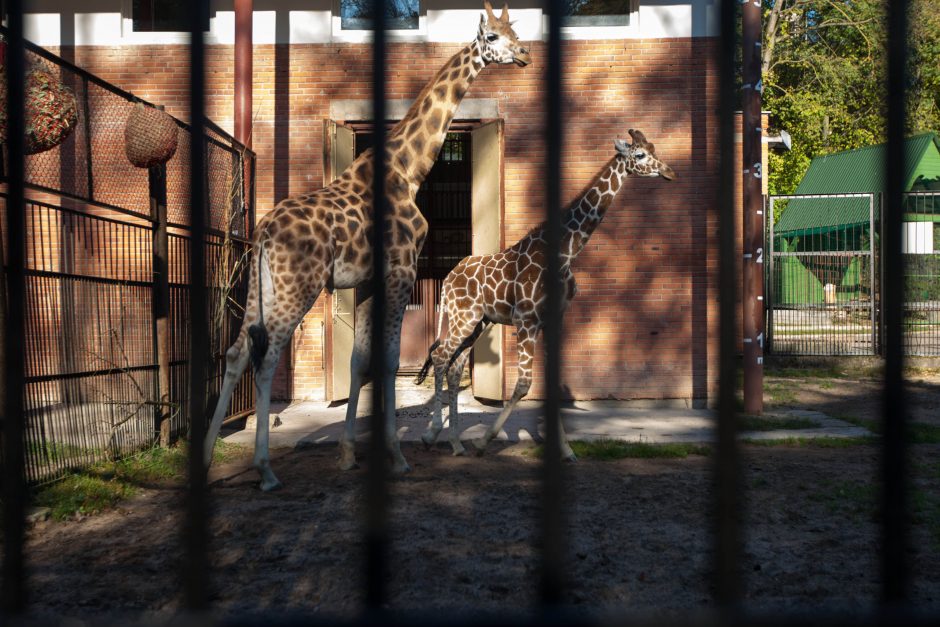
[714,0,743,607]
[184,0,210,612]
[540,0,565,608]
[870,194,877,355]
[1,0,28,613]
[366,0,389,612]
[767,197,775,353]
[742,0,763,413]
[882,0,910,605]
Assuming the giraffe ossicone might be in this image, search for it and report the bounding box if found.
[415,129,676,459]
[201,2,530,490]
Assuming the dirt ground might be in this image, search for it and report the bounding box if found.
[18,370,940,621]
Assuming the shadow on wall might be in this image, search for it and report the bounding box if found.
[497,37,717,402]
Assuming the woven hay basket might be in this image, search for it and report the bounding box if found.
[0,65,79,155]
[124,103,179,168]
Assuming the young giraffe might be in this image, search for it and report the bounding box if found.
[416,129,676,458]
[204,2,531,490]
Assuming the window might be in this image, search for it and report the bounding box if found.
[132,0,209,32]
[340,0,420,31]
[563,0,634,27]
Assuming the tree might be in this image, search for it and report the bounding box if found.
[763,0,940,197]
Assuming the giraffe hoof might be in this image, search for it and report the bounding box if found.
[338,457,359,471]
[421,431,438,448]
[260,478,283,492]
[392,460,412,474]
[471,437,488,455]
[564,452,579,463]
[451,442,466,457]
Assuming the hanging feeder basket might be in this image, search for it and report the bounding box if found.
[124,103,179,168]
[0,64,79,155]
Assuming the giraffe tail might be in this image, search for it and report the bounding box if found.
[413,340,439,385]
[413,283,447,385]
[248,239,270,372]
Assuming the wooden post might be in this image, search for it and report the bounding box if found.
[150,116,171,446]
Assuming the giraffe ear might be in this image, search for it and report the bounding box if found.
[615,139,630,153]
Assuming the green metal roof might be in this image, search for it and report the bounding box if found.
[794,132,940,195]
[776,132,940,236]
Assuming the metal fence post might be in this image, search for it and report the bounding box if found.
[541,0,565,609]
[366,0,390,612]
[183,0,210,612]
[1,0,28,613]
[882,0,911,605]
[715,0,743,608]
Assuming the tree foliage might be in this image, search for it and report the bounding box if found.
[763,0,940,196]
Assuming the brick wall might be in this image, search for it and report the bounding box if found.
[56,35,729,403]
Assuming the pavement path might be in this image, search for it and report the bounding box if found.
[223,379,873,450]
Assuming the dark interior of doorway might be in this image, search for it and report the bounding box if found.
[353,130,472,372]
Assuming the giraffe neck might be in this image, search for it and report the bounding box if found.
[387,39,486,190]
[560,155,629,265]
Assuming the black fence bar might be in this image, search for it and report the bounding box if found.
[540,0,565,609]
[366,0,389,612]
[0,0,28,614]
[184,0,210,612]
[882,0,911,605]
[714,0,743,607]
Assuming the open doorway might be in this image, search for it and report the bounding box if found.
[324,119,504,401]
[352,131,473,371]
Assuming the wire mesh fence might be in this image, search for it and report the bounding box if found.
[768,192,940,356]
[768,194,877,355]
[0,27,256,483]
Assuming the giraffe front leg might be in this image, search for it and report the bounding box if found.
[472,325,535,455]
[339,329,370,471]
[383,292,412,475]
[339,364,364,471]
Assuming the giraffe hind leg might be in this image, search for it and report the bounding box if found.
[445,320,487,455]
[204,334,251,468]
[252,346,283,491]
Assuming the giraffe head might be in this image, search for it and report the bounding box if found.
[614,129,676,180]
[477,1,531,67]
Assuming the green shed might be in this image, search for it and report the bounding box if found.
[773,132,940,304]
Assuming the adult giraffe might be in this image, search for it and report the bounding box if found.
[204,2,531,490]
[416,130,676,458]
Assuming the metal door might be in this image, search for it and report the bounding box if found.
[469,119,504,400]
[327,121,356,400]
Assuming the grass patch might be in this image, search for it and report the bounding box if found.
[738,415,821,432]
[34,474,135,521]
[32,440,248,522]
[763,381,799,407]
[833,415,940,444]
[530,439,710,460]
[742,435,878,448]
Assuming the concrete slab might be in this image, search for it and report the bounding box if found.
[223,380,874,450]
